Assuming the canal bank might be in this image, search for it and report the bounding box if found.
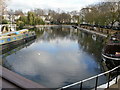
[75,26,108,38]
[107,79,120,89]
[79,24,120,35]
[98,76,120,90]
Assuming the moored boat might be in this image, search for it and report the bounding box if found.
[102,32,120,67]
[0,25,36,51]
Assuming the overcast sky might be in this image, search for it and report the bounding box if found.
[7,0,116,12]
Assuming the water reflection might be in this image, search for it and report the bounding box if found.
[1,40,36,68]
[2,26,107,88]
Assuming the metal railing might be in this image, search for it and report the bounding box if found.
[58,65,120,90]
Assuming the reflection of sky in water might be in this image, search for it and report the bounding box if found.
[3,27,105,88]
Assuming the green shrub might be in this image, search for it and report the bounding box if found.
[2,19,9,24]
[17,21,25,29]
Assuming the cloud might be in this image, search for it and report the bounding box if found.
[7,0,101,12]
[6,49,87,87]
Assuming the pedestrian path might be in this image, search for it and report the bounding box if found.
[98,75,120,90]
[106,79,120,90]
[77,26,108,37]
[0,65,46,89]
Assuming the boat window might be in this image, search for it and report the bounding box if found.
[7,38,11,41]
[13,37,16,40]
[0,40,4,43]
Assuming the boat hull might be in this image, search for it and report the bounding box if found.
[102,54,120,67]
[0,35,36,54]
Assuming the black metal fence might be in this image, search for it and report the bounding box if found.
[58,65,120,90]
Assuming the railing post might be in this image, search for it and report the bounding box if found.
[61,88,63,90]
[80,81,83,90]
[107,72,111,88]
[95,76,98,90]
[115,68,118,84]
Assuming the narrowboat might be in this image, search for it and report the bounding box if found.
[102,32,120,67]
[0,25,36,52]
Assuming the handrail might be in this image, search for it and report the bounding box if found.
[102,54,120,61]
[58,65,120,90]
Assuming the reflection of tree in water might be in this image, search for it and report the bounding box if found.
[29,28,44,37]
[2,40,35,57]
[2,58,14,71]
[78,31,105,62]
[2,40,36,71]
[34,26,105,62]
[35,26,73,41]
[51,26,70,37]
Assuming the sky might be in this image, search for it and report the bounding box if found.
[6,0,119,12]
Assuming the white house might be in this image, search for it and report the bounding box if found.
[113,21,119,27]
[0,24,16,33]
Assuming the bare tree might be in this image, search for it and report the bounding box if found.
[34,9,45,16]
[0,0,9,15]
[0,0,10,23]
[80,2,120,26]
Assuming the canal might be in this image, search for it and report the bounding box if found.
[1,26,107,88]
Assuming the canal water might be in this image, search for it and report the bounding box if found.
[1,26,107,88]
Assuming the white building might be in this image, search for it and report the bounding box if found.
[113,21,119,27]
[0,24,16,33]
